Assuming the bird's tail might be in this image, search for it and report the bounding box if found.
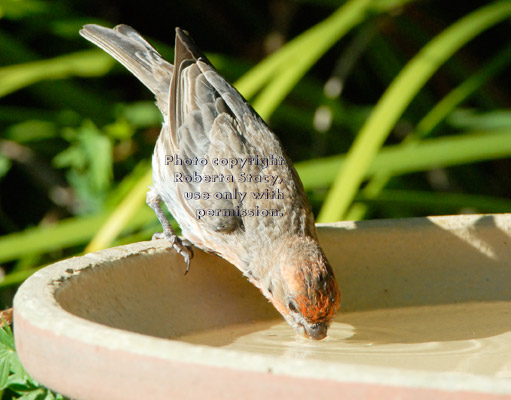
[80,24,173,108]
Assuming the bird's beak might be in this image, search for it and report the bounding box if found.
[298,322,328,340]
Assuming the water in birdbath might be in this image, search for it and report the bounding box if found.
[177,301,511,377]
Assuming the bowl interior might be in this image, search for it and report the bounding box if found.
[52,216,511,376]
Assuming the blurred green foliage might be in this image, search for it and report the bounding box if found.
[0,0,510,397]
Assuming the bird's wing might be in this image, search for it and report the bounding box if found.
[168,30,314,237]
[165,28,245,233]
[196,59,316,238]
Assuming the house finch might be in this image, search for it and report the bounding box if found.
[80,24,340,340]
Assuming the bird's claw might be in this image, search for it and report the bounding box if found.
[152,231,194,274]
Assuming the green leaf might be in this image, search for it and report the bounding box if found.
[53,120,114,212]
[355,189,511,213]
[448,109,511,131]
[15,389,46,400]
[0,0,47,20]
[0,206,155,267]
[0,324,14,350]
[0,154,11,179]
[6,374,34,391]
[0,49,115,98]
[86,168,152,252]
[77,121,113,192]
[116,102,162,128]
[415,47,511,137]
[53,145,86,170]
[297,129,511,189]
[9,353,30,382]
[6,120,58,142]
[0,357,9,388]
[104,118,135,140]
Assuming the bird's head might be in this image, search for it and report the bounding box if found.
[258,235,341,340]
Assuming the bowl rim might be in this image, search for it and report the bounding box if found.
[13,215,511,396]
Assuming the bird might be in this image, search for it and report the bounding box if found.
[80,24,341,340]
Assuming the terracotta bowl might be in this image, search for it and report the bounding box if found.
[14,215,511,399]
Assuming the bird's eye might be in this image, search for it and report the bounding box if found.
[288,301,298,313]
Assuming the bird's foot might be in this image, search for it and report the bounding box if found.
[153,230,194,274]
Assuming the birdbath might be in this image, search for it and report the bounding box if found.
[13,214,511,399]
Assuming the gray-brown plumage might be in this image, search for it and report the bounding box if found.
[80,24,340,339]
